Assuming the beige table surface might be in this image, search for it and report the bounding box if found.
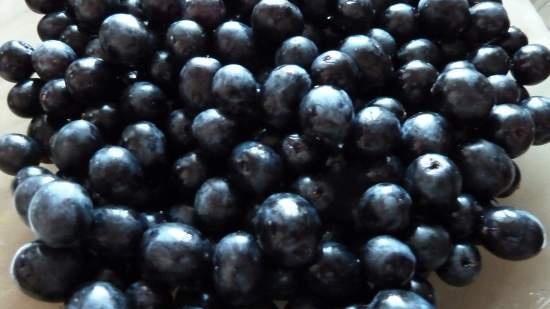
[0,1,550,308]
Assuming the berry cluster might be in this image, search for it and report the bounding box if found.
[1,0,549,308]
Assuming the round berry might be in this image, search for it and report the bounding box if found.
[213,232,263,306]
[192,108,238,156]
[481,207,546,261]
[457,139,515,198]
[32,40,76,80]
[404,153,462,208]
[7,79,43,118]
[304,241,361,301]
[262,65,311,129]
[37,11,73,41]
[179,57,222,113]
[28,181,94,248]
[255,193,321,267]
[511,44,550,85]
[471,45,510,76]
[354,183,412,234]
[520,96,550,145]
[311,50,359,94]
[194,178,243,234]
[212,64,259,119]
[299,86,354,146]
[361,236,416,288]
[275,36,319,68]
[418,0,470,37]
[0,134,41,175]
[99,14,153,67]
[468,2,510,42]
[183,0,227,29]
[436,243,481,287]
[351,106,401,157]
[51,120,104,174]
[251,0,304,46]
[214,21,255,66]
[166,20,207,62]
[485,104,535,158]
[66,282,128,309]
[431,68,495,121]
[370,290,435,309]
[230,141,283,196]
[401,112,452,157]
[25,0,66,14]
[141,223,210,288]
[11,241,87,302]
[0,40,34,82]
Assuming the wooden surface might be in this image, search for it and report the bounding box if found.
[0,1,550,309]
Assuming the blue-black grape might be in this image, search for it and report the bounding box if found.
[1,1,550,307]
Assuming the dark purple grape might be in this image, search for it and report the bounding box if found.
[275,36,319,68]
[166,20,207,63]
[99,14,154,67]
[11,241,88,302]
[7,79,43,118]
[28,181,94,248]
[32,40,76,80]
[311,50,359,95]
[262,65,311,129]
[511,44,550,85]
[141,223,210,288]
[521,96,550,145]
[488,74,521,104]
[66,282,129,309]
[480,206,546,261]
[141,0,182,27]
[418,0,470,37]
[436,243,481,287]
[380,4,418,43]
[370,290,434,309]
[179,57,221,114]
[299,85,354,146]
[183,0,227,29]
[0,134,41,175]
[496,26,528,55]
[0,40,34,82]
[467,2,510,43]
[65,57,116,101]
[60,25,91,55]
[37,11,74,41]
[251,0,304,46]
[67,0,121,32]
[361,235,416,288]
[431,68,495,122]
[340,35,393,90]
[213,232,263,306]
[484,104,535,158]
[471,45,510,76]
[25,0,66,14]
[51,120,104,174]
[255,193,321,267]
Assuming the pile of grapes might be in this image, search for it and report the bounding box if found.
[0,0,549,308]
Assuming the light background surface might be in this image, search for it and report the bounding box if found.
[0,1,549,308]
